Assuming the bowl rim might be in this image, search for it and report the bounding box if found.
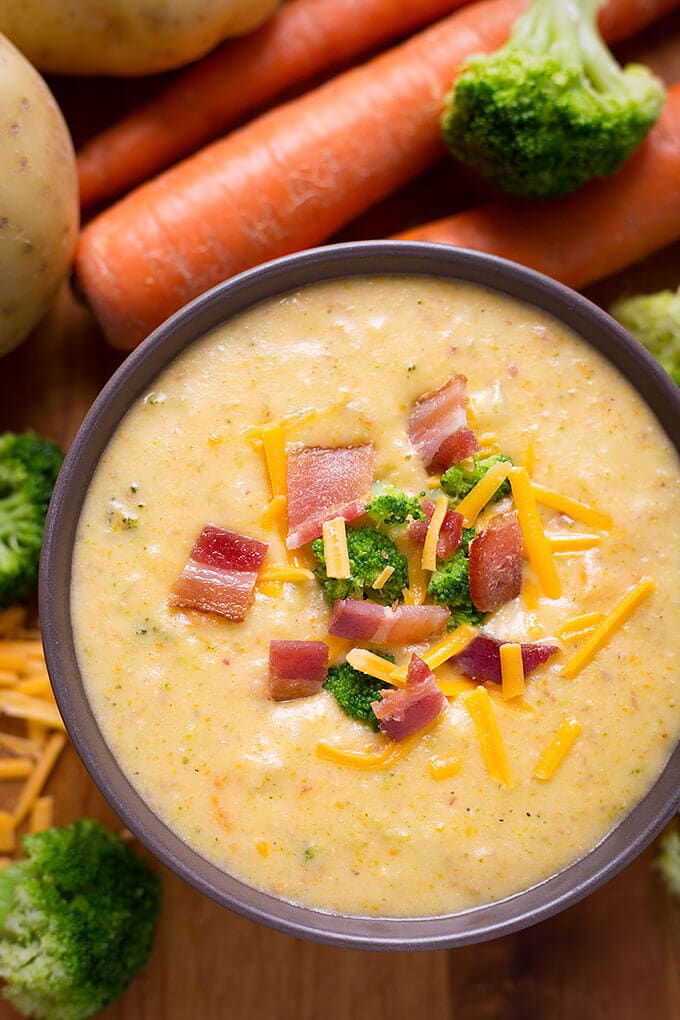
[40,240,680,950]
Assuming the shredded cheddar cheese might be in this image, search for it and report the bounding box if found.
[321,518,351,579]
[531,482,613,531]
[12,732,67,827]
[428,753,462,780]
[421,494,449,571]
[521,579,541,611]
[0,758,34,780]
[556,612,605,640]
[258,565,314,584]
[0,812,15,854]
[260,493,287,531]
[455,460,511,527]
[500,643,525,700]
[534,718,582,780]
[0,691,65,730]
[259,422,288,498]
[321,635,353,665]
[477,432,501,456]
[465,687,512,787]
[509,467,561,600]
[405,549,428,606]
[346,649,404,686]
[372,564,395,590]
[561,578,655,679]
[391,624,477,681]
[549,534,602,553]
[316,728,425,770]
[28,795,54,834]
[437,677,477,699]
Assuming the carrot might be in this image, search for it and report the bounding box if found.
[396,82,680,291]
[77,0,477,209]
[75,0,680,351]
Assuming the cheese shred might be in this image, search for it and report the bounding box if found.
[531,483,613,531]
[534,717,582,780]
[321,518,351,580]
[561,578,655,679]
[455,461,511,527]
[428,753,462,780]
[421,494,449,572]
[346,649,405,687]
[371,565,395,590]
[500,643,525,700]
[509,467,561,600]
[391,624,477,682]
[465,687,512,787]
[12,732,67,828]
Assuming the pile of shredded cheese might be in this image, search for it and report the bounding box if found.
[0,605,66,864]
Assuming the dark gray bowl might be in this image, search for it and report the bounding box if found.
[40,241,680,950]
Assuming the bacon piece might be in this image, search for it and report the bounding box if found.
[408,376,479,473]
[469,512,523,612]
[170,524,267,621]
[408,499,463,561]
[450,634,558,685]
[268,640,329,701]
[328,599,450,645]
[286,444,374,549]
[371,653,446,741]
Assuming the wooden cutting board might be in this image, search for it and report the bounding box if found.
[0,19,679,1018]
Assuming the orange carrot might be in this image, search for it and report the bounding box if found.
[78,0,477,209]
[397,82,680,290]
[75,0,680,351]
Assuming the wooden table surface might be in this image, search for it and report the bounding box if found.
[1,12,680,1018]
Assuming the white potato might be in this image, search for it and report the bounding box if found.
[0,34,78,356]
[0,0,280,76]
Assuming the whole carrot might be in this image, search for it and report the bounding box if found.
[78,0,476,209]
[397,82,680,290]
[75,0,680,351]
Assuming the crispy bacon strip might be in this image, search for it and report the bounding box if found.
[170,524,267,621]
[469,511,522,611]
[286,444,375,549]
[408,499,463,560]
[372,653,446,741]
[408,376,479,473]
[268,640,329,701]
[328,598,450,645]
[450,634,558,684]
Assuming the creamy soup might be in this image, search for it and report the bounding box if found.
[71,277,680,917]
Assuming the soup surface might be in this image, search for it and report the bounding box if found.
[72,276,680,917]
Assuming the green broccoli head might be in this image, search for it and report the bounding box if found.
[323,655,393,731]
[312,525,408,606]
[656,819,680,899]
[440,454,512,505]
[0,820,160,1020]
[427,537,484,628]
[610,288,680,385]
[0,432,63,610]
[365,488,425,527]
[441,0,666,199]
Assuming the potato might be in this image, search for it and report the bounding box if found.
[0,0,280,76]
[0,34,78,356]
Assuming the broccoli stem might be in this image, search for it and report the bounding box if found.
[507,0,627,98]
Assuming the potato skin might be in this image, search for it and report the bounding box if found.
[0,34,78,356]
[0,0,280,76]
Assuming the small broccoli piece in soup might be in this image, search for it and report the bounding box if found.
[312,525,407,606]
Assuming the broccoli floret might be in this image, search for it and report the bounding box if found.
[656,817,680,898]
[365,488,425,527]
[427,541,484,628]
[441,0,666,198]
[610,288,680,385]
[440,454,512,505]
[323,655,394,731]
[0,820,160,1020]
[0,432,63,610]
[312,525,407,606]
